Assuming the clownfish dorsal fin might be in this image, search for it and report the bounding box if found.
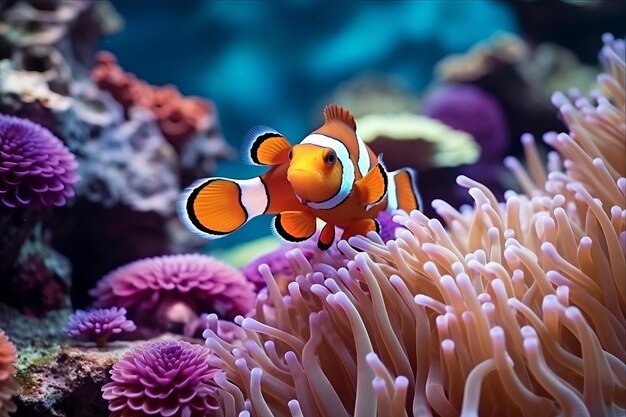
[242,125,292,166]
[323,104,356,131]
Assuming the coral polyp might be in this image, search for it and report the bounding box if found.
[90,254,256,335]
[102,340,220,417]
[0,114,79,208]
[66,307,136,348]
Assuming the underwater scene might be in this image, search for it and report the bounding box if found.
[0,0,625,416]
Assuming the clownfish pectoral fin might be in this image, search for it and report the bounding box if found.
[341,218,378,241]
[317,223,336,250]
[355,156,388,207]
[386,168,422,213]
[242,125,291,166]
[272,211,317,242]
[177,176,269,239]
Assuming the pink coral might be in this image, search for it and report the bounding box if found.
[90,254,256,334]
[0,114,79,208]
[0,330,17,417]
[102,340,220,417]
[66,307,136,348]
[91,51,215,149]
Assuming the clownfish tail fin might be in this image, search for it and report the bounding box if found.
[386,168,422,213]
[242,125,291,166]
[177,176,269,239]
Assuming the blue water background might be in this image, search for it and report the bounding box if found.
[103,0,519,248]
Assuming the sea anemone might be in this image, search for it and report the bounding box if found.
[0,114,79,208]
[241,242,319,292]
[90,254,256,335]
[102,340,220,417]
[66,307,136,348]
[201,34,626,416]
[0,330,17,417]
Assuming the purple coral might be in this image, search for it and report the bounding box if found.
[102,340,220,417]
[90,254,256,334]
[421,84,509,163]
[0,114,79,208]
[67,307,136,348]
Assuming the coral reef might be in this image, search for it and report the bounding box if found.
[90,254,256,336]
[67,308,136,349]
[435,33,571,155]
[0,114,79,208]
[326,76,420,118]
[90,51,236,186]
[102,340,220,417]
[0,330,17,417]
[0,0,232,309]
[355,112,479,171]
[0,303,69,350]
[421,84,508,165]
[200,34,626,416]
[13,339,178,417]
[0,0,121,81]
[0,115,77,301]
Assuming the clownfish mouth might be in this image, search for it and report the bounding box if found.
[288,168,323,182]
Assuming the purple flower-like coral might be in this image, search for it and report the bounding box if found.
[90,254,256,334]
[0,114,79,208]
[67,307,136,348]
[102,340,220,417]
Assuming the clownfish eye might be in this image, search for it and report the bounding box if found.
[325,151,336,165]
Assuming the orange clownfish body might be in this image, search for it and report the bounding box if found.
[178,104,422,249]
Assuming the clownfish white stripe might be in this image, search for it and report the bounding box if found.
[356,133,370,177]
[387,171,399,211]
[300,133,355,210]
[239,177,269,217]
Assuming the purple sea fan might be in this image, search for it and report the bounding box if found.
[66,307,136,348]
[0,114,79,208]
[102,340,220,417]
[90,254,256,335]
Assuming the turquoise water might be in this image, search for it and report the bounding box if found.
[103,0,521,248]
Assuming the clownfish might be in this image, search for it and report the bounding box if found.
[177,104,422,250]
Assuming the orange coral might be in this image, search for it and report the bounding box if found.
[91,51,215,149]
[0,330,17,417]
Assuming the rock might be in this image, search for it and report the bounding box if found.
[13,336,187,417]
